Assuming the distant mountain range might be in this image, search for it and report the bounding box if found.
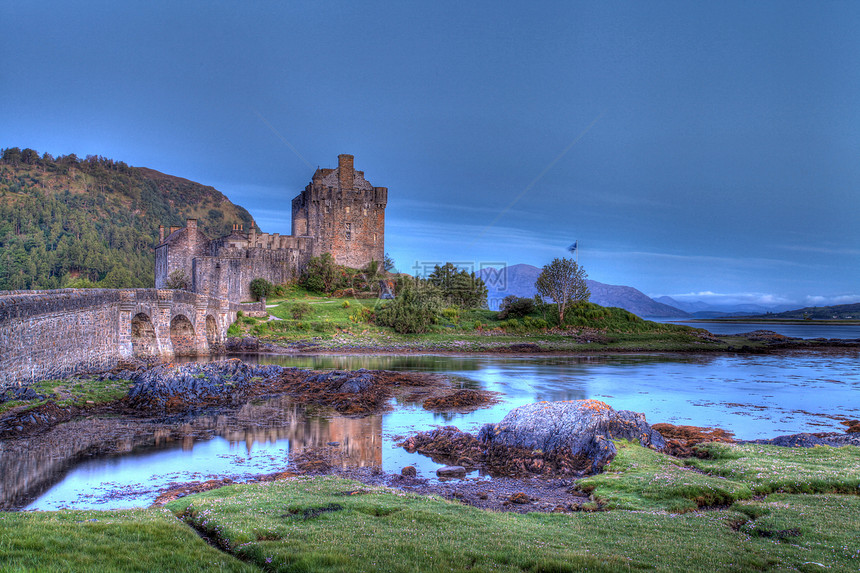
[652,296,797,318]
[745,302,860,320]
[479,264,690,318]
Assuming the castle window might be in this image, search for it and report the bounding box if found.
[362,208,367,216]
[345,206,350,214]
[345,222,352,241]
[373,233,378,243]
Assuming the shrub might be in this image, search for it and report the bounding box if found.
[375,281,442,334]
[249,278,273,301]
[299,253,339,294]
[342,300,351,309]
[291,302,312,319]
[498,295,536,319]
[349,307,374,323]
[441,307,460,324]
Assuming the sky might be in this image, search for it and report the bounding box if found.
[1,1,858,308]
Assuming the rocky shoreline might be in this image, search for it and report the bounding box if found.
[1,357,858,514]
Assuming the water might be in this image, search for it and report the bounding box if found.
[660,320,860,339]
[7,351,859,511]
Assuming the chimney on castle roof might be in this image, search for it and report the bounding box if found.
[186,218,197,232]
[159,225,165,243]
[338,154,354,190]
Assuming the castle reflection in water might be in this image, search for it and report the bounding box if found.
[0,395,382,510]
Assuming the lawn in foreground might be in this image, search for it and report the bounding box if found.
[167,474,860,572]
[0,508,254,572]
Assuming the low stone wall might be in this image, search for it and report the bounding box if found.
[0,288,241,389]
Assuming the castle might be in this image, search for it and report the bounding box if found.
[155,154,387,302]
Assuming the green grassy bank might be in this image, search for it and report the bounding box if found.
[3,442,859,572]
[235,288,763,353]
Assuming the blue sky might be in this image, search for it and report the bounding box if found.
[2,1,858,307]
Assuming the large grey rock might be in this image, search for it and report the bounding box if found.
[477,400,665,471]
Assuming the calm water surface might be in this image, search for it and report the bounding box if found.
[661,320,860,339]
[11,350,860,511]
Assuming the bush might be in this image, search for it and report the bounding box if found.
[498,295,535,319]
[375,281,442,334]
[249,278,273,301]
[291,302,312,319]
[349,307,374,323]
[299,253,339,294]
[342,300,351,309]
[441,307,460,324]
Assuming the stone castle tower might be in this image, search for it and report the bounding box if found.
[155,154,387,302]
[292,154,388,268]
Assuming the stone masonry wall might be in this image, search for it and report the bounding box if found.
[0,288,246,390]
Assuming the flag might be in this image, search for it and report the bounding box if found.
[568,241,577,253]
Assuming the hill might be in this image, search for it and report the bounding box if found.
[0,147,256,289]
[747,302,860,320]
[479,263,690,318]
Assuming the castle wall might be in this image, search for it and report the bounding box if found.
[159,154,386,302]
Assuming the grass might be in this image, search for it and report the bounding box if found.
[161,474,860,572]
[0,377,131,416]
[579,441,860,512]
[687,442,860,495]
[234,290,731,353]
[3,444,860,571]
[0,508,254,572]
[577,441,755,512]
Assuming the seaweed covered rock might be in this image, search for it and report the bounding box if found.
[477,400,665,472]
[128,359,287,408]
[302,369,376,394]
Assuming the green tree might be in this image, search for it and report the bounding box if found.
[535,257,589,324]
[300,253,339,294]
[428,263,488,309]
[383,252,396,273]
[249,277,273,301]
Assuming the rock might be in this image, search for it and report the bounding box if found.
[509,492,530,504]
[436,465,466,478]
[127,359,288,408]
[477,400,665,473]
[744,432,860,448]
[302,369,376,394]
[401,465,417,477]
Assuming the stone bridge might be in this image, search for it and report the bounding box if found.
[0,288,257,389]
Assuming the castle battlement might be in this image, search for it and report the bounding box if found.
[154,155,386,302]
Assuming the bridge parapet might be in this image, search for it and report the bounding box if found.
[0,288,247,389]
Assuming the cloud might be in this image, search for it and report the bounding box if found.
[662,291,796,306]
[803,294,860,306]
[660,290,860,308]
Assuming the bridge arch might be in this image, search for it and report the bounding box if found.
[170,314,197,357]
[131,312,158,358]
[205,314,218,347]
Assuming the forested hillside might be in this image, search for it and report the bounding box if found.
[0,147,257,290]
